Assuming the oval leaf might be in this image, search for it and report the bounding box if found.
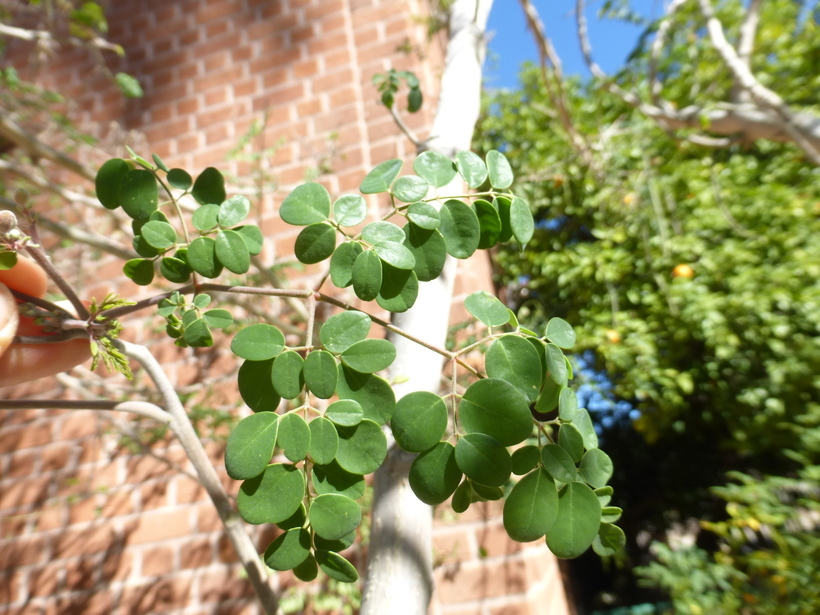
[406,202,440,230]
[118,169,158,220]
[458,379,533,446]
[237,463,305,525]
[325,400,364,428]
[271,351,304,399]
[192,167,226,205]
[281,182,331,225]
[439,199,480,259]
[309,493,361,540]
[308,417,339,465]
[464,290,509,327]
[341,338,396,373]
[391,391,448,453]
[95,158,130,209]
[455,151,488,188]
[392,175,429,202]
[408,442,462,505]
[277,412,311,462]
[360,159,403,194]
[336,364,395,425]
[546,482,602,559]
[187,236,223,278]
[303,350,338,399]
[485,335,543,403]
[218,195,251,227]
[320,311,371,353]
[487,150,513,189]
[215,229,251,274]
[413,151,456,188]
[510,196,534,244]
[264,528,311,571]
[225,411,279,480]
[333,194,367,227]
[231,324,285,361]
[503,468,559,542]
[237,359,281,412]
[454,433,511,487]
[335,419,387,475]
[294,222,336,264]
[330,241,363,288]
[352,250,382,301]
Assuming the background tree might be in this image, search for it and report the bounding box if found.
[478,0,820,610]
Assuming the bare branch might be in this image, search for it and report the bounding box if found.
[648,0,689,106]
[0,398,171,423]
[575,0,607,80]
[118,340,280,615]
[737,0,763,68]
[0,114,95,181]
[696,0,820,164]
[386,105,423,148]
[0,21,123,54]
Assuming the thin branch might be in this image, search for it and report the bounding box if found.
[647,0,688,106]
[0,114,95,181]
[696,0,820,164]
[23,241,90,320]
[737,0,764,69]
[575,0,607,80]
[0,22,123,54]
[0,398,170,422]
[386,105,423,148]
[117,340,279,615]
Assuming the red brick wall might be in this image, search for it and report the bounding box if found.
[0,1,570,613]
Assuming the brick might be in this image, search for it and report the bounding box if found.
[217,533,239,564]
[53,524,118,558]
[0,535,46,568]
[100,548,132,583]
[120,576,191,614]
[125,507,191,546]
[63,555,98,591]
[198,568,252,603]
[28,563,62,597]
[68,495,100,525]
[0,570,21,604]
[0,422,51,452]
[475,521,527,559]
[435,558,528,604]
[181,537,212,569]
[0,475,50,510]
[140,480,170,510]
[7,450,36,478]
[142,544,175,576]
[433,528,473,564]
[49,590,114,615]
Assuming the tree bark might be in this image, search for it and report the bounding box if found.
[359,2,493,614]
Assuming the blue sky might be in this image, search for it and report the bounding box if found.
[485,0,660,88]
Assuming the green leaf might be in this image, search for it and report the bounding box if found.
[330,241,362,288]
[487,150,513,189]
[503,468,559,542]
[308,417,339,465]
[118,169,158,220]
[235,225,263,255]
[403,224,446,282]
[333,194,367,227]
[362,221,405,245]
[336,364,395,425]
[303,350,338,399]
[281,182,331,225]
[372,241,415,270]
[320,311,371,353]
[376,263,418,312]
[193,293,211,309]
[237,359,280,412]
[277,412,311,462]
[95,158,130,209]
[335,419,387,475]
[464,290,509,327]
[439,199,480,259]
[218,195,251,227]
[602,507,623,523]
[115,72,143,98]
[392,175,429,202]
[470,481,503,501]
[540,444,577,483]
[534,379,562,414]
[455,433,511,488]
[391,391,448,453]
[276,503,306,530]
[408,442,462,505]
[191,167,226,205]
[474,199,502,249]
[231,324,285,361]
[493,195,513,242]
[160,256,190,284]
[225,411,279,480]
[215,229,251,274]
[203,308,233,329]
[558,423,585,463]
[192,205,219,233]
[510,197,534,244]
[186,237,222,278]
[360,159,403,194]
[183,317,213,347]
[559,388,578,422]
[123,258,154,286]
[315,551,358,583]
[0,252,18,270]
[546,482,602,559]
[455,151,488,189]
[352,250,382,301]
[132,235,159,259]
[574,408,599,450]
[458,379,533,446]
[579,448,613,488]
[326,400,363,427]
[271,351,304,399]
[511,445,540,475]
[294,222,336,264]
[151,153,169,172]
[237,463,305,525]
[407,86,422,113]
[141,220,177,250]
[309,493,361,540]
[264,528,311,571]
[293,554,319,582]
[312,461,365,499]
[485,335,543,403]
[340,339,396,373]
[545,317,576,349]
[167,168,192,190]
[593,523,626,557]
[413,151,456,188]
[545,343,568,386]
[406,202,440,230]
[452,480,473,513]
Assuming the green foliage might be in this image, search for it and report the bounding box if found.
[92,148,621,583]
[372,69,423,112]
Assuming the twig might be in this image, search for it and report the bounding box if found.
[0,398,170,423]
[23,241,90,320]
[647,0,688,106]
[117,340,280,615]
[386,105,423,148]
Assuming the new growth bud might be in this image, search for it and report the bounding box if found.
[0,210,18,235]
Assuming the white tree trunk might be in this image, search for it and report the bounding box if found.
[359,2,493,614]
